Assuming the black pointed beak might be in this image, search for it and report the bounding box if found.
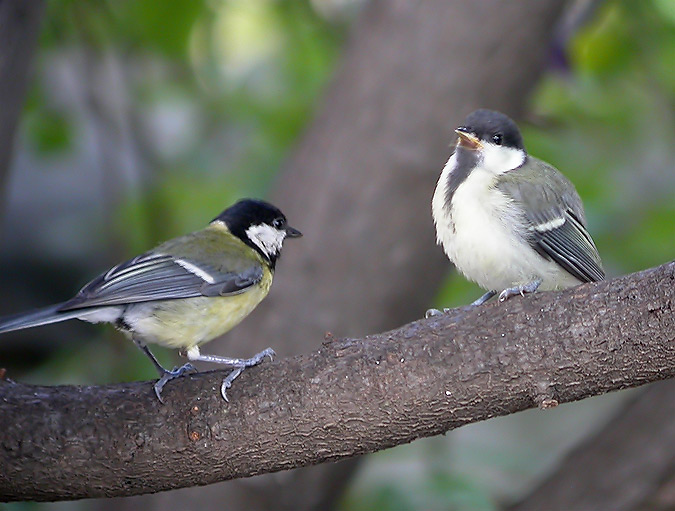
[285,226,303,238]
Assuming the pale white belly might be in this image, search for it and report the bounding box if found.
[432,167,580,291]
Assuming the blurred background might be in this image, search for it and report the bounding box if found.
[1,0,674,510]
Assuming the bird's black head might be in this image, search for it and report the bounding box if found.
[457,109,524,151]
[214,199,302,267]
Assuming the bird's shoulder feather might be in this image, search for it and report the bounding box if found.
[59,224,266,311]
[496,156,605,283]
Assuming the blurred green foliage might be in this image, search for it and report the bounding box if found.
[343,471,496,511]
[22,106,73,155]
[4,0,675,510]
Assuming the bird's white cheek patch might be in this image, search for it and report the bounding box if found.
[480,144,526,175]
[246,224,286,258]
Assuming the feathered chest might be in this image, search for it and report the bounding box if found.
[434,166,523,252]
[431,157,535,289]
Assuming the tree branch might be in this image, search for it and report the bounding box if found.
[507,379,675,511]
[1,262,674,502]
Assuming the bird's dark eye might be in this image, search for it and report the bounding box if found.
[492,133,503,145]
[272,218,284,229]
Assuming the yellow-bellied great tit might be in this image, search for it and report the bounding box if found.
[428,109,604,315]
[0,198,302,401]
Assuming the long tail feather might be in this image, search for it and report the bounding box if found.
[0,304,84,334]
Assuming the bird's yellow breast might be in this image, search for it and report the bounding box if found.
[130,267,272,349]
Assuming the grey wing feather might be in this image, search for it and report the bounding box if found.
[498,157,605,283]
[534,211,605,282]
[199,267,264,297]
[60,252,263,311]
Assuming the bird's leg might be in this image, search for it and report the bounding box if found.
[471,290,497,306]
[185,346,275,401]
[498,279,542,302]
[425,289,498,318]
[132,337,195,403]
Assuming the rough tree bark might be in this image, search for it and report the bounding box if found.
[0,0,44,204]
[507,379,675,511]
[2,262,674,502]
[101,1,567,509]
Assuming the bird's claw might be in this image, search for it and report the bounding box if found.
[427,290,499,316]
[498,288,517,302]
[239,347,275,366]
[220,367,244,401]
[498,280,542,302]
[425,308,450,318]
[153,362,197,403]
[219,347,275,401]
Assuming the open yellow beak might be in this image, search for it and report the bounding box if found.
[455,129,482,150]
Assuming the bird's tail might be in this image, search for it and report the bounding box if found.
[0,304,84,334]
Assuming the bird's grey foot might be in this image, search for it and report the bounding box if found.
[219,348,275,401]
[498,280,542,302]
[243,347,276,366]
[471,290,497,306]
[186,346,276,401]
[153,363,196,403]
[425,289,498,317]
[221,367,244,401]
[425,307,451,319]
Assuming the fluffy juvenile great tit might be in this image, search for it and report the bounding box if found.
[428,109,604,316]
[0,198,302,401]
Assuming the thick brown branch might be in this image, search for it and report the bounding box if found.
[507,379,675,511]
[2,262,674,502]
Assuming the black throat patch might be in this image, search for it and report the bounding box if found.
[444,147,479,212]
